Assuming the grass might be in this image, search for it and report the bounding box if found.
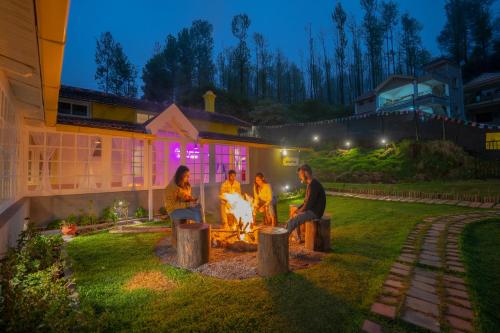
[462,219,500,333]
[66,196,479,332]
[324,180,500,198]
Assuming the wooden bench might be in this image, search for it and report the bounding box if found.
[304,214,331,252]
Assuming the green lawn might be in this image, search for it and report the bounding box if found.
[462,219,500,333]
[67,197,479,332]
[324,180,500,199]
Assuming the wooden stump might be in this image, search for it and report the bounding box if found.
[304,215,331,252]
[177,223,210,269]
[289,204,305,242]
[171,219,187,248]
[257,227,289,277]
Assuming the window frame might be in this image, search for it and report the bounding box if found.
[58,98,91,118]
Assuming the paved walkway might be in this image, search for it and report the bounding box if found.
[362,210,500,333]
[328,191,500,209]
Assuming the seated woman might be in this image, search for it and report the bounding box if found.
[165,165,202,223]
[252,172,277,226]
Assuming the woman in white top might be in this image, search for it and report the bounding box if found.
[253,172,276,226]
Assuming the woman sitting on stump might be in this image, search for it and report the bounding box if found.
[252,172,277,226]
[165,165,202,223]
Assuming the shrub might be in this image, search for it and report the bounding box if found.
[101,206,118,223]
[46,219,63,230]
[158,206,167,216]
[0,225,92,332]
[134,207,148,218]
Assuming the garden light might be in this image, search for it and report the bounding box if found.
[345,141,351,148]
[313,135,319,142]
[282,149,288,156]
[381,138,387,145]
[285,184,290,191]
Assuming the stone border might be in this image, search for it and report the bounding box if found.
[328,191,500,209]
[362,210,500,333]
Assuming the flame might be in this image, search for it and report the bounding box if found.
[222,192,253,239]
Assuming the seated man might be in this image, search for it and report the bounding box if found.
[286,164,326,239]
[219,169,241,228]
[165,165,202,223]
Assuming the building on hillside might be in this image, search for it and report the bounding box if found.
[0,0,301,256]
[464,72,500,125]
[354,58,464,119]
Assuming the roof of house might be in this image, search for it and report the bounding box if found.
[198,131,278,145]
[464,72,500,90]
[355,90,376,102]
[423,57,458,70]
[59,85,251,128]
[57,115,148,133]
[375,75,415,93]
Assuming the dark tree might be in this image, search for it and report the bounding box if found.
[333,2,348,104]
[231,14,251,96]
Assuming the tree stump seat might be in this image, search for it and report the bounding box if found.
[171,218,188,248]
[257,227,289,277]
[176,223,210,269]
[304,215,331,252]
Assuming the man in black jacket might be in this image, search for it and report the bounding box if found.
[286,164,326,239]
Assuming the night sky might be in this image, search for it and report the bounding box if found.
[61,0,500,93]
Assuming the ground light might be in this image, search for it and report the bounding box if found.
[380,138,387,145]
[282,149,288,156]
[344,141,351,148]
[313,135,319,142]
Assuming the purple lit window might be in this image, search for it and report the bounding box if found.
[215,145,247,183]
[185,143,209,184]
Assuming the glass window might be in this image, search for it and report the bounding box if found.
[111,138,143,188]
[215,144,248,183]
[185,144,209,184]
[57,100,89,118]
[152,141,166,187]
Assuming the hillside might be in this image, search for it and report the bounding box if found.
[304,140,496,183]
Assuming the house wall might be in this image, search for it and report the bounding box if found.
[0,198,30,257]
[28,146,300,225]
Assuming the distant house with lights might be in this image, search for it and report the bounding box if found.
[354,58,464,119]
[464,72,500,125]
[0,0,300,256]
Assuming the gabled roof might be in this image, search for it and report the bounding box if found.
[375,75,415,93]
[464,72,500,90]
[355,90,376,102]
[59,85,251,127]
[198,131,279,146]
[423,57,458,70]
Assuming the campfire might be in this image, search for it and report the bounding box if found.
[211,193,260,250]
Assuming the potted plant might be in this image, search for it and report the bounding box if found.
[60,214,78,235]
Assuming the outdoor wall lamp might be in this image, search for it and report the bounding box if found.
[282,149,288,156]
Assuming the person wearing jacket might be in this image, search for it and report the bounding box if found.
[164,165,202,223]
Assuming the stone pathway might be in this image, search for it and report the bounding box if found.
[362,210,500,333]
[328,191,500,210]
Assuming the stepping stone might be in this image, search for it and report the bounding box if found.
[384,279,404,289]
[447,288,469,300]
[405,296,439,317]
[449,266,466,273]
[383,286,401,295]
[444,280,467,291]
[411,279,436,294]
[379,295,399,304]
[407,286,439,304]
[401,308,440,332]
[420,253,441,262]
[448,297,472,309]
[419,259,443,268]
[447,304,474,320]
[414,268,438,279]
[390,267,411,277]
[413,274,437,286]
[447,260,463,267]
[398,255,416,264]
[445,315,473,332]
[479,202,494,208]
[362,320,383,333]
[444,275,465,284]
[393,262,411,270]
[371,302,396,319]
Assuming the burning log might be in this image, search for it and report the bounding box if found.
[257,227,289,277]
[304,215,331,252]
[177,223,210,269]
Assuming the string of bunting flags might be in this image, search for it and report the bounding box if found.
[258,110,500,131]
